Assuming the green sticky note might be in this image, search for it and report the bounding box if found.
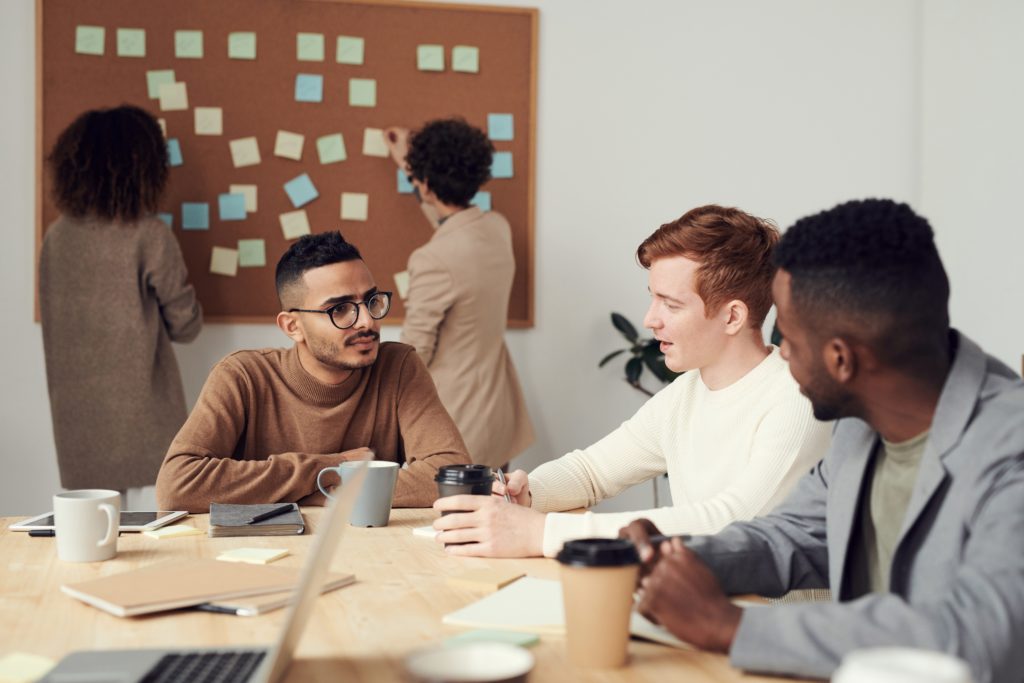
[297,33,325,61]
[452,45,479,73]
[75,26,105,56]
[417,44,444,72]
[175,30,204,59]
[444,630,539,648]
[348,78,376,107]
[336,36,364,65]
[116,28,146,57]
[145,69,175,99]
[316,134,347,164]
[237,239,266,268]
[228,32,256,60]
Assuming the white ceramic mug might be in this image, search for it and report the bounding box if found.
[53,489,120,562]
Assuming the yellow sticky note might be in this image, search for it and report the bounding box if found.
[275,131,304,160]
[280,210,311,240]
[230,184,258,212]
[217,547,290,565]
[158,82,188,112]
[194,107,223,135]
[394,271,410,299]
[452,45,479,73]
[210,247,239,277]
[297,32,325,61]
[229,137,261,168]
[341,193,369,221]
[142,525,203,540]
[362,128,388,157]
[0,652,56,683]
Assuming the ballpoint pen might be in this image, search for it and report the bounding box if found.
[495,469,513,503]
[247,503,297,525]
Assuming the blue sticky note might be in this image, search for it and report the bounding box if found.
[167,139,183,167]
[294,74,323,103]
[284,173,319,208]
[491,151,513,179]
[488,113,514,141]
[397,169,414,194]
[471,191,491,212]
[157,212,174,227]
[182,203,209,230]
[218,193,247,220]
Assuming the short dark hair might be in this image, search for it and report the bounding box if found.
[773,198,950,371]
[48,105,168,222]
[406,118,493,206]
[275,231,362,306]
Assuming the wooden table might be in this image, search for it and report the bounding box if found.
[0,509,805,682]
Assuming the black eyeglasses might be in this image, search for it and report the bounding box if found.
[289,291,392,330]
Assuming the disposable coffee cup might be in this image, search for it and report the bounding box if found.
[53,489,120,562]
[556,538,640,668]
[317,460,398,527]
[832,647,974,683]
[434,464,493,515]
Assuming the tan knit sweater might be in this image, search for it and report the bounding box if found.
[155,342,470,512]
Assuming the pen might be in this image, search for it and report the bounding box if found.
[29,529,56,537]
[247,503,296,525]
[495,469,512,504]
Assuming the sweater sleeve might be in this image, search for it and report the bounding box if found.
[399,248,455,367]
[392,348,472,506]
[155,358,351,512]
[143,221,202,343]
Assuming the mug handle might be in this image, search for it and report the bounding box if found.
[97,503,118,548]
[317,467,339,500]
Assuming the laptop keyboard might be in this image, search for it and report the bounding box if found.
[141,651,266,683]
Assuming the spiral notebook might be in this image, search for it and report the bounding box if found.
[208,503,305,537]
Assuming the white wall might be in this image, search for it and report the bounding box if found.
[3,0,1017,517]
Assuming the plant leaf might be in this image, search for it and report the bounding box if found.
[625,356,643,384]
[598,349,626,368]
[641,343,669,382]
[611,312,639,343]
[770,321,783,347]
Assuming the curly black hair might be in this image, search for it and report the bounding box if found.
[275,231,363,307]
[774,198,950,370]
[406,118,493,207]
[48,105,168,223]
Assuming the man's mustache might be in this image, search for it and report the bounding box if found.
[345,331,379,346]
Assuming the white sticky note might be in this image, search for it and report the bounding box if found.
[412,525,439,539]
[362,128,388,157]
[116,28,146,57]
[296,32,325,61]
[229,137,261,168]
[394,270,410,300]
[279,210,311,240]
[145,69,175,100]
[158,118,167,138]
[194,106,223,135]
[142,525,203,540]
[174,30,204,59]
[230,184,258,212]
[452,45,479,73]
[210,247,239,277]
[341,192,369,221]
[75,26,105,56]
[275,130,304,160]
[158,82,188,111]
[336,35,364,65]
[0,652,56,682]
[217,548,290,565]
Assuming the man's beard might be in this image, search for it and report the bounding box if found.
[309,331,379,371]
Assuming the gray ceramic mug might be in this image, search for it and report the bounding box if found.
[317,460,399,527]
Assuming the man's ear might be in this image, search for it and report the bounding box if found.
[721,299,750,336]
[276,311,306,344]
[822,336,857,384]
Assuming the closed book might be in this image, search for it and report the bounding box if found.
[208,503,305,537]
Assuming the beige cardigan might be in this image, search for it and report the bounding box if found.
[401,206,534,468]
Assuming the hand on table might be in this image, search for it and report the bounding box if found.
[492,469,532,506]
[619,517,667,576]
[432,494,545,557]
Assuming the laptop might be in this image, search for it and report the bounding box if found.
[41,464,368,683]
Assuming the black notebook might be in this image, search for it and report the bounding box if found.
[208,503,305,537]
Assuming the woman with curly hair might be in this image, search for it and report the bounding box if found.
[40,105,202,504]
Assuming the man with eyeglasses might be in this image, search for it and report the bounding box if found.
[155,232,471,513]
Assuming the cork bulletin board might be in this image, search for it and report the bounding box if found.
[36,0,537,325]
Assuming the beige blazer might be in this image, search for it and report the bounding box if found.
[400,206,534,468]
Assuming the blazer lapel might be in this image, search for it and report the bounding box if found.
[829,422,878,594]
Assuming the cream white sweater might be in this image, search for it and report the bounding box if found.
[530,348,832,557]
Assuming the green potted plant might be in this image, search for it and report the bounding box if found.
[599,312,681,397]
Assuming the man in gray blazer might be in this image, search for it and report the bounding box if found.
[622,198,1024,683]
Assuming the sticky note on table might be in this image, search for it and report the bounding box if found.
[210,247,239,277]
[471,191,491,212]
[397,168,414,194]
[237,239,266,268]
[491,151,513,179]
[218,193,246,220]
[317,133,347,164]
[158,82,188,111]
[336,35,364,64]
[146,69,175,99]
[394,271,411,300]
[182,202,209,230]
[175,30,204,59]
[0,652,56,682]
[447,569,526,592]
[230,137,261,168]
[275,130,304,160]
[452,45,479,73]
[143,524,203,539]
[362,128,388,157]
[411,524,437,538]
[230,184,258,212]
[75,26,105,55]
[228,32,256,60]
[194,107,223,135]
[341,192,369,221]
[279,210,311,240]
[349,78,376,107]
[297,32,325,61]
[116,28,146,57]
[295,74,324,103]
[417,44,445,71]
[157,213,174,228]
[284,173,318,208]
[488,113,514,141]
[167,139,183,167]
[217,547,289,565]
[444,630,539,648]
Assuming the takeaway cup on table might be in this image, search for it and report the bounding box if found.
[53,489,120,562]
[317,460,399,527]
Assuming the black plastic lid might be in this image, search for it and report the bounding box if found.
[556,538,640,567]
[434,464,494,484]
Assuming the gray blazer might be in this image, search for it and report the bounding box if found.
[688,332,1024,683]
